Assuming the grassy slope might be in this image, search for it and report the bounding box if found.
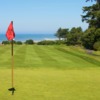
[0,45,100,100]
[0,45,100,68]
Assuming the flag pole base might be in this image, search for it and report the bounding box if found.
[8,87,16,95]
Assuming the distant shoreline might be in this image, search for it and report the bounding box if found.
[0,33,57,43]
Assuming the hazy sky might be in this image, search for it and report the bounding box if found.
[0,0,95,34]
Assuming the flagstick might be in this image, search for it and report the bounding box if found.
[11,40,14,89]
[9,39,15,95]
[11,40,15,95]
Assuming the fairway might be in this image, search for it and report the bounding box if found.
[0,45,100,68]
[0,45,100,100]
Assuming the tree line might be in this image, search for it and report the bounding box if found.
[55,2,100,51]
[2,39,34,45]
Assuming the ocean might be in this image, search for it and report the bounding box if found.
[0,33,57,43]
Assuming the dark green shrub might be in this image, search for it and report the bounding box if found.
[16,41,23,45]
[2,41,10,45]
[25,39,34,45]
[37,40,56,45]
[37,40,66,45]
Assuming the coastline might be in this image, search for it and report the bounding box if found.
[0,33,57,43]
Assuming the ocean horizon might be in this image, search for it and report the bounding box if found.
[0,33,58,43]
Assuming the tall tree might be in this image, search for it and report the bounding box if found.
[55,28,62,40]
[55,28,69,40]
[82,3,100,28]
[82,2,100,50]
[67,27,83,45]
[82,28,96,49]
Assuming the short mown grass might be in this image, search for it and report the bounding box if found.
[0,45,100,69]
[0,45,100,100]
[0,68,100,100]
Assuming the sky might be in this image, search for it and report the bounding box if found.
[0,0,96,34]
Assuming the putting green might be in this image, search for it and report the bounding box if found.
[0,68,100,100]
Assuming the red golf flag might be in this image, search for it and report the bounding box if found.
[6,21,15,40]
